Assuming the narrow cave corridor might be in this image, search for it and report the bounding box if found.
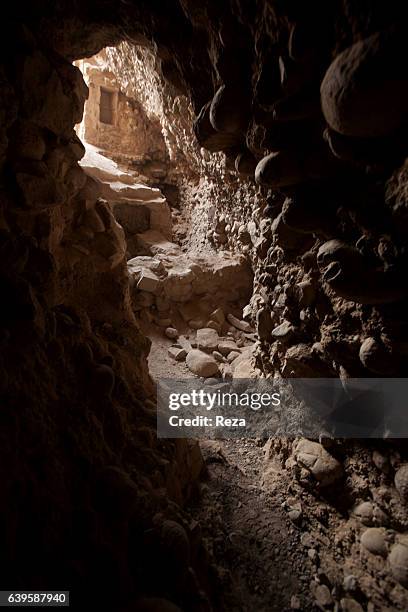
[74,47,257,383]
[73,48,310,611]
[1,3,408,612]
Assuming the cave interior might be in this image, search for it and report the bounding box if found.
[1,1,408,610]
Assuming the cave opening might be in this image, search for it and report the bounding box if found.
[2,3,408,612]
[74,45,257,386]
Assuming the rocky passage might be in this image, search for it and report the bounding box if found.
[2,1,408,610]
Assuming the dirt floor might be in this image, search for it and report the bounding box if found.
[147,325,191,379]
[188,438,314,611]
[146,328,314,610]
[146,326,408,612]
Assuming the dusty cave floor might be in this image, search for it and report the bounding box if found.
[146,328,313,611]
[147,324,191,379]
[188,438,314,612]
[146,329,408,612]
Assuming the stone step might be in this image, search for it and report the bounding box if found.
[135,230,182,257]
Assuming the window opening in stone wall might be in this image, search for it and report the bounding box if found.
[100,87,115,124]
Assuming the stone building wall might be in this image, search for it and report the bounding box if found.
[75,51,167,167]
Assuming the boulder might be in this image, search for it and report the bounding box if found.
[206,320,222,333]
[317,239,408,304]
[209,84,250,134]
[372,450,390,473]
[168,347,187,362]
[156,318,172,328]
[359,336,397,375]
[353,501,388,527]
[282,190,336,236]
[196,327,219,352]
[212,351,227,363]
[193,100,242,152]
[227,313,253,333]
[165,327,179,340]
[282,343,333,378]
[389,538,408,587]
[177,335,193,352]
[255,149,330,188]
[360,528,387,557]
[271,213,312,251]
[324,126,404,168]
[232,347,258,379]
[137,269,161,294]
[186,350,219,378]
[339,599,364,612]
[189,319,204,330]
[314,584,332,609]
[272,320,296,342]
[272,87,321,122]
[295,279,316,307]
[294,439,343,487]
[235,149,257,176]
[321,30,408,138]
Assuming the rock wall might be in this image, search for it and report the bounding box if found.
[102,12,408,388]
[0,22,206,610]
